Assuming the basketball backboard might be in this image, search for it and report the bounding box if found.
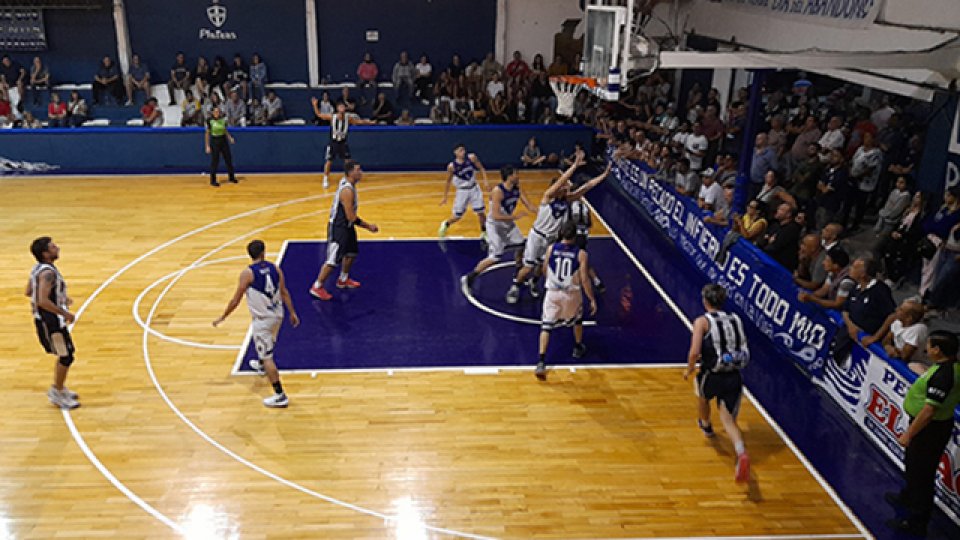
[582,0,634,101]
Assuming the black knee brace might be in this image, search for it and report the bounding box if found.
[59,355,74,367]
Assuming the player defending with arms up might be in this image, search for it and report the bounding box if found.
[535,222,597,380]
[214,240,299,408]
[439,144,490,244]
[683,284,751,482]
[462,164,535,289]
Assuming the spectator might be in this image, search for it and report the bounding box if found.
[209,56,228,99]
[0,90,13,127]
[925,221,960,312]
[371,92,394,124]
[225,54,249,101]
[670,121,691,157]
[247,98,266,126]
[846,104,878,158]
[249,53,267,101]
[789,115,822,164]
[684,121,708,173]
[732,200,768,244]
[673,158,699,198]
[194,56,211,98]
[875,299,928,367]
[47,92,67,127]
[818,115,845,160]
[698,169,723,212]
[798,247,854,310]
[530,54,546,79]
[0,54,26,105]
[815,149,850,230]
[356,52,379,103]
[446,53,463,78]
[704,182,735,226]
[93,56,123,105]
[181,90,202,127]
[528,72,555,123]
[223,90,247,127]
[20,111,41,129]
[748,133,778,201]
[125,53,151,107]
[202,91,221,121]
[547,54,568,77]
[392,51,415,108]
[919,188,960,299]
[167,52,192,106]
[337,86,357,112]
[845,131,883,231]
[875,176,911,235]
[313,91,334,125]
[140,97,163,127]
[841,257,897,352]
[414,54,433,104]
[701,104,725,166]
[760,203,801,271]
[794,233,825,290]
[507,88,529,123]
[713,153,738,187]
[27,56,50,106]
[262,90,284,125]
[485,72,505,101]
[788,142,823,213]
[723,101,747,155]
[755,170,796,212]
[878,192,925,285]
[396,109,414,126]
[504,51,530,84]
[767,114,788,157]
[521,137,546,168]
[66,90,88,127]
[487,92,508,123]
[885,331,960,537]
[480,52,502,83]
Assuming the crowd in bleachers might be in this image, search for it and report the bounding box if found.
[593,70,960,371]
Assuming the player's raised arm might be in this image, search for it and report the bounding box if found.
[277,268,299,328]
[213,268,253,326]
[310,96,332,122]
[440,163,455,205]
[568,162,611,201]
[470,153,490,191]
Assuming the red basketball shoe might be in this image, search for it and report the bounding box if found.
[336,277,361,289]
[309,285,332,301]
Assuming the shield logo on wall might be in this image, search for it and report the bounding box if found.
[207,1,227,28]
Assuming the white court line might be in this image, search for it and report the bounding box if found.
[140,195,495,540]
[231,363,687,377]
[584,199,871,539]
[61,180,438,535]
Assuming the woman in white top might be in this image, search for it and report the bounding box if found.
[414,55,433,103]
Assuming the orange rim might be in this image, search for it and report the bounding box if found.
[549,75,598,89]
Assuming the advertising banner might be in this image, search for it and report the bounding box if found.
[718,0,883,29]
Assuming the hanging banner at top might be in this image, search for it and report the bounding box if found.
[716,0,884,29]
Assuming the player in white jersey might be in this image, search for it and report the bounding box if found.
[311,98,373,188]
[26,237,80,409]
[506,159,609,304]
[214,240,300,408]
[438,143,490,245]
[535,223,597,380]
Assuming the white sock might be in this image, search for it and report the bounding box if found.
[734,441,745,455]
[314,280,322,288]
[339,272,348,281]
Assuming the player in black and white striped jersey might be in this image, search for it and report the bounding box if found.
[25,237,80,409]
[683,283,751,483]
[311,97,373,188]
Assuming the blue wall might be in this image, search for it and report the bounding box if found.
[315,0,496,83]
[0,125,590,174]
[2,7,116,84]
[125,0,309,83]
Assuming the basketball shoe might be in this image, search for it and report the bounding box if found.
[309,285,332,300]
[336,277,361,289]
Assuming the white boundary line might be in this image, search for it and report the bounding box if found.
[231,363,687,377]
[584,199,871,539]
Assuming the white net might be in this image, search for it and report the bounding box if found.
[549,78,584,117]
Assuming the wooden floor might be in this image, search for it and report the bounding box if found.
[0,172,866,539]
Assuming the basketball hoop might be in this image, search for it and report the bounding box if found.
[549,76,597,117]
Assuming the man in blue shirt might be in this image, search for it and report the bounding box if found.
[748,133,778,201]
[124,53,151,106]
[93,56,123,105]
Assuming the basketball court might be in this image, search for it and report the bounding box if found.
[0,172,869,538]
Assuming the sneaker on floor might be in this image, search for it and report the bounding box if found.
[48,387,79,410]
[528,278,541,298]
[249,359,266,376]
[572,342,587,359]
[228,177,238,183]
[336,277,361,289]
[535,361,547,381]
[309,285,332,301]
[322,176,329,189]
[263,393,289,408]
[61,386,79,400]
[697,419,716,438]
[505,284,520,304]
[438,221,449,238]
[210,180,221,187]
[735,452,750,483]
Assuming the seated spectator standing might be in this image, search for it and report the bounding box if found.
[759,203,801,271]
[140,97,163,127]
[879,192,925,285]
[875,299,928,371]
[846,131,883,231]
[226,55,249,101]
[28,56,50,106]
[168,52,192,106]
[93,56,123,105]
[249,53,267,101]
[125,53,151,106]
[223,90,247,126]
[837,257,897,362]
[818,115,845,160]
[66,90,88,127]
[875,176,911,236]
[371,92,394,124]
[392,51,415,108]
[0,55,26,105]
[788,142,823,214]
[181,90,202,127]
[684,122,708,173]
[798,247,854,310]
[262,90,284,125]
[47,92,67,127]
[748,133,778,201]
[521,137,546,168]
[815,149,851,230]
